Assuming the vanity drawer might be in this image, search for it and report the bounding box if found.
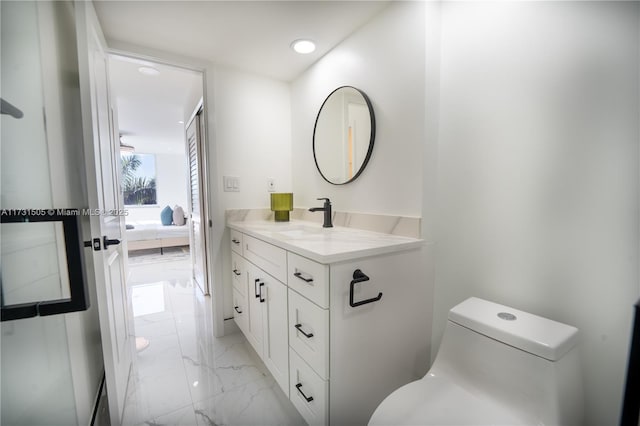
[289,289,329,379]
[230,229,243,255]
[244,235,287,283]
[231,252,246,296]
[290,348,328,426]
[232,287,248,336]
[287,252,329,309]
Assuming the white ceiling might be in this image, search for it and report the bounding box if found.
[109,56,203,154]
[98,1,390,155]
[94,1,390,82]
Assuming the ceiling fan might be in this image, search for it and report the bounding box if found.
[119,131,135,152]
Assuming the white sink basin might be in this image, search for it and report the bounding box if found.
[274,226,326,239]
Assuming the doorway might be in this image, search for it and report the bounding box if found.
[107,54,209,292]
[106,52,215,409]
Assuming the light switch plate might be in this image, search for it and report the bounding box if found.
[267,177,276,192]
[223,176,240,192]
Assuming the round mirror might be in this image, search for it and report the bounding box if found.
[313,86,375,185]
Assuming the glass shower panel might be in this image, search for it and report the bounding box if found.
[1,1,79,424]
[1,316,77,426]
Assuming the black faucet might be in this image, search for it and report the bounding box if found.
[309,198,333,228]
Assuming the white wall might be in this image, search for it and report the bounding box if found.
[433,2,639,424]
[214,66,292,208]
[291,1,425,218]
[208,65,292,323]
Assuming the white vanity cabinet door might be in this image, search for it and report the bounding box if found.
[287,252,329,309]
[288,289,329,379]
[245,261,289,396]
[230,229,243,255]
[232,287,248,336]
[261,273,289,396]
[245,262,264,358]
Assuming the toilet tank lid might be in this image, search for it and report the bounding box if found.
[448,297,579,361]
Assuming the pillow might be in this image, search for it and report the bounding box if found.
[173,205,185,226]
[160,205,173,226]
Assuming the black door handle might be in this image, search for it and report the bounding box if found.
[234,306,242,314]
[293,271,313,283]
[259,282,265,303]
[103,236,121,248]
[295,383,314,402]
[254,279,261,298]
[294,323,314,338]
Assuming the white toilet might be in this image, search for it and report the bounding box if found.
[369,297,583,425]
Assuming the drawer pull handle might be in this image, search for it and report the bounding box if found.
[232,238,240,245]
[293,271,313,283]
[349,269,383,308]
[233,269,241,276]
[254,279,261,298]
[294,323,314,338]
[259,282,265,303]
[234,306,242,314]
[295,383,314,402]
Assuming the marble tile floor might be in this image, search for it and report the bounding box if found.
[122,255,305,426]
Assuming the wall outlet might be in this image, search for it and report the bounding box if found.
[267,177,276,192]
[223,176,240,192]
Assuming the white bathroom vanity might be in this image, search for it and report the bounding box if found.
[227,220,429,425]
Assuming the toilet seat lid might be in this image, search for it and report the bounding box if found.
[369,374,528,426]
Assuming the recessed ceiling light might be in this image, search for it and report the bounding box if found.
[291,39,316,54]
[138,66,160,76]
[178,120,184,124]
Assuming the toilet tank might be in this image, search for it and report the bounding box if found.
[430,297,583,425]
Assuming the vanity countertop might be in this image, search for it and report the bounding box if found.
[227,220,424,264]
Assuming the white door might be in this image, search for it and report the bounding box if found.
[76,2,133,424]
[186,111,209,294]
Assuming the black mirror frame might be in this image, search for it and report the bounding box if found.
[312,86,376,185]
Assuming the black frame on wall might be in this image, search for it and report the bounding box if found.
[0,209,89,321]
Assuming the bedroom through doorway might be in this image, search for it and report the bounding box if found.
[109,53,206,275]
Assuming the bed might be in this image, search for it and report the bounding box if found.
[125,220,190,253]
